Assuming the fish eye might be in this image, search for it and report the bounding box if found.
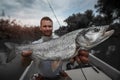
[94,28,100,32]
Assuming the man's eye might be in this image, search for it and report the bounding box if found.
[43,25,52,27]
[48,26,52,27]
[43,26,47,27]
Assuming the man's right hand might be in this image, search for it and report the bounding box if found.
[22,50,32,57]
[21,50,32,66]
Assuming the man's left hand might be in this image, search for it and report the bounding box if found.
[70,50,89,64]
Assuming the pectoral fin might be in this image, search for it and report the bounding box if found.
[51,60,62,72]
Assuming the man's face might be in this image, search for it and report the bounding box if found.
[40,20,53,37]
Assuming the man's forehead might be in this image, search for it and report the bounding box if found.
[41,20,52,24]
[42,20,51,22]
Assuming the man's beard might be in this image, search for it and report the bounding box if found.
[42,31,52,37]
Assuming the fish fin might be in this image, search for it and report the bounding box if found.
[4,42,18,49]
[51,60,62,72]
[4,42,18,62]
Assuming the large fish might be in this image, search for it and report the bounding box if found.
[5,25,114,62]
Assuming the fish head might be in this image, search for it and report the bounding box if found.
[75,25,114,50]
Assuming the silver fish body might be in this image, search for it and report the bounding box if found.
[5,25,114,61]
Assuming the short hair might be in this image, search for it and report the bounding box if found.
[40,16,53,25]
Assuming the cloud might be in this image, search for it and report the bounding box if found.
[0,0,97,30]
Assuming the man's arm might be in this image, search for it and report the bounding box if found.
[21,50,32,66]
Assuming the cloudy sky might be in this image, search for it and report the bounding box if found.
[0,0,98,30]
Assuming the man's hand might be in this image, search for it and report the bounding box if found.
[21,50,32,66]
[76,50,89,63]
[22,50,32,57]
[70,50,89,64]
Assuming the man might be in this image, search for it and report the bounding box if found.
[21,16,89,80]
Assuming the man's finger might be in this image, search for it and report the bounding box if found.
[79,56,89,63]
[21,50,32,57]
[75,56,81,64]
[78,50,89,57]
[69,58,75,64]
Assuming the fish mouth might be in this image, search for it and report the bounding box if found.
[103,30,114,38]
[87,29,114,49]
[100,29,114,43]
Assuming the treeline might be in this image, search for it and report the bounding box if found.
[54,9,120,36]
[55,0,120,36]
[0,19,42,44]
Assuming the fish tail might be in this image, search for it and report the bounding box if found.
[4,42,19,62]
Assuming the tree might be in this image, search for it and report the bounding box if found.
[64,10,94,32]
[55,10,94,36]
[95,0,120,24]
[84,10,94,26]
[0,19,42,43]
[93,15,111,26]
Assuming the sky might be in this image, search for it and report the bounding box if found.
[0,0,98,31]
